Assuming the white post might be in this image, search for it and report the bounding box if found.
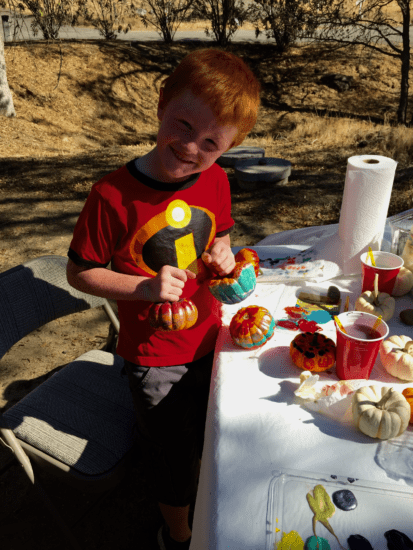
[0,18,16,117]
[1,15,11,42]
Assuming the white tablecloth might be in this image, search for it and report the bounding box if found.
[190,221,413,550]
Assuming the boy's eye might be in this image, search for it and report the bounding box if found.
[206,139,218,151]
[179,120,191,129]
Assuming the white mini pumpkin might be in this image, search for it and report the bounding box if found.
[380,335,413,381]
[352,385,410,439]
[355,273,395,321]
[355,291,395,321]
[392,266,413,296]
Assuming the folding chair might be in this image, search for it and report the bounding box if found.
[0,255,137,550]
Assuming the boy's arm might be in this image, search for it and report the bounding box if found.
[66,259,195,302]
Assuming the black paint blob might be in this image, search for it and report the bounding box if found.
[348,534,374,550]
[385,530,413,550]
[332,489,357,511]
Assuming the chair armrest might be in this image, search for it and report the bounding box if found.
[102,300,120,334]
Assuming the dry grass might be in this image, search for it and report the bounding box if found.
[257,115,413,167]
[2,40,413,158]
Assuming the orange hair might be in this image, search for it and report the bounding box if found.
[159,48,261,149]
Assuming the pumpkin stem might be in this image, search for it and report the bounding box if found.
[373,273,379,306]
[403,341,413,356]
[376,388,394,410]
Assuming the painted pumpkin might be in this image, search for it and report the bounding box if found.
[229,305,275,349]
[235,248,261,277]
[208,261,256,304]
[148,298,198,331]
[290,332,336,372]
[352,385,410,439]
[402,388,413,423]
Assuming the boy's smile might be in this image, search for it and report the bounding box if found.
[137,90,238,183]
[169,146,195,165]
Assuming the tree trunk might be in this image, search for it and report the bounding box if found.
[397,0,409,125]
[0,24,16,117]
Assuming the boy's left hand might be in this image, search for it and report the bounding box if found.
[202,241,236,277]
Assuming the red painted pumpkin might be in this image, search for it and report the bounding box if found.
[235,248,261,277]
[148,298,198,331]
[229,305,275,349]
[290,332,336,372]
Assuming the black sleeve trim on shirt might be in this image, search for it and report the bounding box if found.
[68,248,110,269]
[216,225,234,238]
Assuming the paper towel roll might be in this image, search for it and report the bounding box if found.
[338,155,397,275]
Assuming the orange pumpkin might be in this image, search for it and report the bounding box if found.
[229,305,275,349]
[148,298,198,331]
[290,332,336,372]
[235,248,261,278]
[402,388,413,423]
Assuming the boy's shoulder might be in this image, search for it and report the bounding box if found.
[92,162,133,189]
[90,161,145,200]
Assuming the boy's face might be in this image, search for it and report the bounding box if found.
[153,89,238,183]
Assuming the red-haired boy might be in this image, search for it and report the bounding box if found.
[67,48,260,550]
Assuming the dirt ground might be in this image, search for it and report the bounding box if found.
[1,38,413,549]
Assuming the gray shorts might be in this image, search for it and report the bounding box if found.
[123,351,214,507]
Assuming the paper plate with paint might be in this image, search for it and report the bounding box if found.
[231,246,325,283]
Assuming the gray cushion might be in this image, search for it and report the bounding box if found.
[2,350,136,476]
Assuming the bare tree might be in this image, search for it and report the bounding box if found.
[6,0,82,39]
[0,23,15,117]
[192,0,249,46]
[249,0,334,53]
[315,0,411,125]
[79,0,135,40]
[136,0,194,42]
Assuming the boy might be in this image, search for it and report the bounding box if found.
[66,48,260,550]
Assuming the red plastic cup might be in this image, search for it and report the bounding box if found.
[335,311,389,380]
[360,251,403,295]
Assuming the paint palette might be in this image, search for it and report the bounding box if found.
[231,246,316,284]
[266,469,413,550]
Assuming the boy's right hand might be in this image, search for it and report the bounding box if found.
[142,265,196,302]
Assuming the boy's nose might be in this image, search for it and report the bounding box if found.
[180,138,198,156]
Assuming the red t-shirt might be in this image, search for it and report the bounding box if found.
[68,160,234,366]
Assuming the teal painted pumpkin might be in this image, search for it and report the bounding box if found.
[208,261,256,304]
[229,305,275,348]
[235,248,261,277]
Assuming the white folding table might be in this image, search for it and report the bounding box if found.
[190,217,413,550]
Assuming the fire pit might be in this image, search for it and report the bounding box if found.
[234,158,292,190]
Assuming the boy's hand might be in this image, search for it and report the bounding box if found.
[202,241,236,277]
[144,265,196,302]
